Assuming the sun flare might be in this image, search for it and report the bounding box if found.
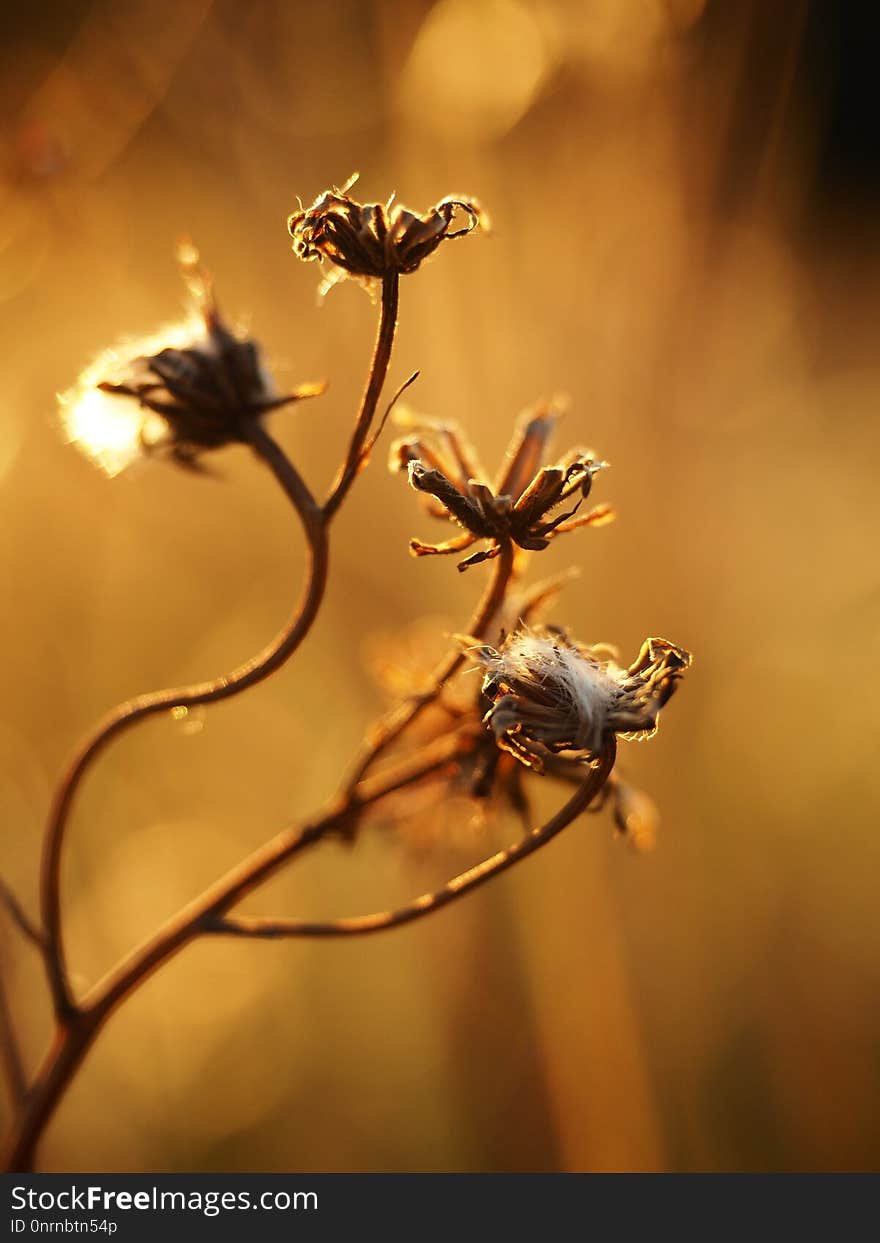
[58,317,203,476]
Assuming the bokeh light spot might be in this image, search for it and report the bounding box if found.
[400,0,555,142]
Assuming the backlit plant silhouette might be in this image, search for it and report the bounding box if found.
[1,179,691,1171]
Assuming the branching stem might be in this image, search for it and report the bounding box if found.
[2,227,627,1184]
[206,740,616,941]
[2,732,466,1172]
[6,265,407,1171]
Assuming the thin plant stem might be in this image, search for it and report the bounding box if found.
[344,538,516,793]
[204,740,617,941]
[2,732,465,1172]
[0,953,26,1109]
[0,879,45,955]
[323,272,400,518]
[39,422,327,1019]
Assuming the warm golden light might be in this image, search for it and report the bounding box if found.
[59,385,146,478]
[3,0,878,1180]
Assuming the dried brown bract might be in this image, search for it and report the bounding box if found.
[390,403,614,569]
[472,628,691,771]
[288,176,483,284]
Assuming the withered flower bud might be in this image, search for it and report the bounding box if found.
[288,176,483,286]
[61,244,323,475]
[471,628,691,771]
[389,403,613,570]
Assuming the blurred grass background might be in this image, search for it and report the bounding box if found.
[1,0,879,1171]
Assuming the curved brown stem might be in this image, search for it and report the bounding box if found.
[206,740,617,941]
[323,272,400,519]
[40,422,327,1019]
[344,537,516,793]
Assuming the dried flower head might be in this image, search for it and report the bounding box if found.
[288,175,483,290]
[389,402,614,570]
[471,627,691,771]
[60,243,323,475]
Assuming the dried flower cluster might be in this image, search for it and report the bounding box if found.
[3,176,692,1173]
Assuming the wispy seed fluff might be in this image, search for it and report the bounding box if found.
[472,628,691,771]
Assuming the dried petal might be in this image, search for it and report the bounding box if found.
[494,404,561,501]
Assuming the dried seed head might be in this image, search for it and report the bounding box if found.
[60,244,323,475]
[288,176,483,287]
[390,401,612,569]
[472,627,691,771]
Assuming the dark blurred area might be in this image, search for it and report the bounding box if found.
[1,0,878,1172]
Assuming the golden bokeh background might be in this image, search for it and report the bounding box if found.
[2,0,879,1171]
